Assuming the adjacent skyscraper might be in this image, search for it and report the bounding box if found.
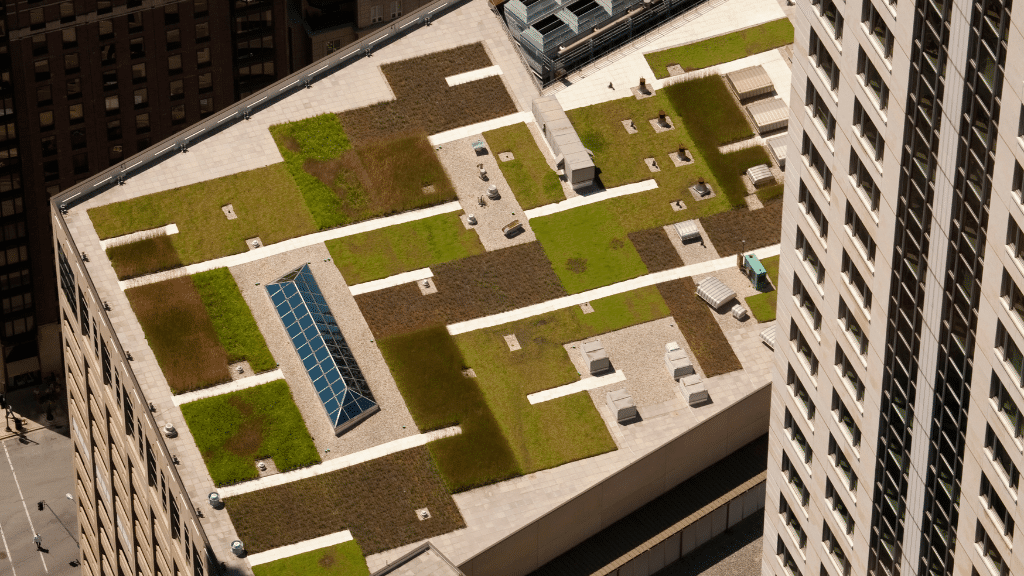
[765,0,1023,574]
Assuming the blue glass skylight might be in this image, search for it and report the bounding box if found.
[266,264,378,434]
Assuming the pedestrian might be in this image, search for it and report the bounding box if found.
[33,533,41,551]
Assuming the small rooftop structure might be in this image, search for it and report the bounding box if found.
[664,342,695,380]
[533,95,596,189]
[558,0,610,33]
[761,325,777,349]
[741,253,770,290]
[745,164,774,187]
[266,264,379,434]
[767,136,787,169]
[745,98,789,134]
[582,340,611,374]
[695,276,737,310]
[726,65,774,100]
[681,376,709,406]
[606,389,637,423]
[674,220,701,242]
[520,13,574,53]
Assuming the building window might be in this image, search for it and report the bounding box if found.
[849,150,881,212]
[197,48,210,67]
[100,44,116,66]
[823,522,852,575]
[60,2,76,23]
[134,88,148,109]
[795,229,825,285]
[853,99,885,161]
[132,63,146,83]
[787,365,816,422]
[793,277,823,331]
[168,54,182,73]
[807,80,836,141]
[841,251,872,310]
[99,20,114,38]
[370,5,383,23]
[802,132,832,192]
[325,39,342,54]
[997,321,1024,383]
[39,111,54,130]
[781,451,810,506]
[130,38,145,59]
[166,29,181,50]
[979,476,1015,539]
[791,321,819,377]
[785,408,813,463]
[196,22,210,41]
[58,244,77,314]
[990,372,1023,439]
[64,53,79,73]
[146,440,157,486]
[101,342,111,385]
[78,288,89,337]
[170,79,184,99]
[171,105,186,125]
[857,48,889,110]
[390,0,402,18]
[198,73,212,92]
[69,103,84,125]
[104,95,119,115]
[809,30,840,91]
[34,59,50,82]
[200,98,214,117]
[67,78,82,99]
[845,202,877,263]
[835,346,866,404]
[37,86,52,107]
[136,113,150,134]
[777,536,800,576]
[984,424,1021,490]
[780,495,807,549]
[812,0,844,41]
[825,479,854,534]
[863,1,894,58]
[107,120,121,141]
[62,28,77,48]
[831,388,861,447]
[798,181,828,241]
[828,434,858,492]
[838,298,868,356]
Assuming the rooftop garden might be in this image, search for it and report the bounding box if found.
[125,268,274,393]
[745,254,779,322]
[180,380,320,486]
[535,76,775,293]
[106,235,182,280]
[226,446,464,555]
[644,18,795,78]
[89,164,316,266]
[657,277,742,377]
[483,123,565,210]
[252,541,369,576]
[325,212,485,285]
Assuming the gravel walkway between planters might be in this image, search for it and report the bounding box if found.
[563,317,689,408]
[228,243,418,461]
[435,135,537,251]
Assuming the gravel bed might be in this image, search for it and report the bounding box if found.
[662,221,721,265]
[561,317,690,408]
[229,243,418,461]
[435,135,537,251]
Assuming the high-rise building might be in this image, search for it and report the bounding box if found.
[764,0,1024,574]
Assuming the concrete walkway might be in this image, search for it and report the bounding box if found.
[171,370,285,406]
[247,530,353,566]
[523,180,658,219]
[348,267,434,296]
[446,65,503,86]
[427,111,533,146]
[447,244,780,335]
[117,201,462,291]
[99,223,179,249]
[527,370,627,405]
[216,425,463,498]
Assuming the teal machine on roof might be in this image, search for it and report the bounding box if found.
[266,264,379,435]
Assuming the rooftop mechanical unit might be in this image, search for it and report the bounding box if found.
[726,65,775,100]
[745,98,789,135]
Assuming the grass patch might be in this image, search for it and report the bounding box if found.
[379,326,521,491]
[644,19,795,78]
[252,541,369,576]
[701,197,783,256]
[339,44,515,144]
[89,165,317,265]
[106,235,182,280]
[762,254,780,286]
[484,123,564,210]
[628,227,683,272]
[226,446,464,554]
[657,278,742,377]
[356,242,566,339]
[756,182,785,204]
[192,268,276,373]
[180,380,320,486]
[126,277,230,393]
[271,116,457,230]
[745,291,777,322]
[326,212,484,285]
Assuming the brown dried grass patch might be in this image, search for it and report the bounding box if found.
[225,446,464,554]
[357,242,566,338]
[700,197,783,256]
[656,277,742,377]
[628,228,682,273]
[125,277,231,393]
[106,235,183,280]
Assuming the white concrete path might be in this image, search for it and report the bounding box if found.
[427,111,534,146]
[247,530,354,566]
[447,244,781,335]
[216,425,463,498]
[171,370,284,406]
[99,224,179,249]
[446,65,503,87]
[348,267,434,296]
[523,180,659,219]
[117,201,463,291]
[527,370,627,405]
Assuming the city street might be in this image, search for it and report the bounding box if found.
[0,409,79,575]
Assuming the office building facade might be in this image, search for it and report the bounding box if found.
[764,0,1024,574]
